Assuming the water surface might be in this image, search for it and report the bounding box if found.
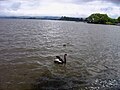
[0,19,120,90]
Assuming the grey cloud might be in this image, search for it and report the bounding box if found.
[108,0,120,4]
[100,7,113,12]
[71,0,120,5]
[0,0,119,5]
[10,2,21,11]
[0,1,21,11]
[103,0,120,5]
[0,0,9,1]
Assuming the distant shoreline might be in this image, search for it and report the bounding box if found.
[0,16,85,21]
[0,15,119,26]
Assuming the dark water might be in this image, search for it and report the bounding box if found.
[0,19,120,90]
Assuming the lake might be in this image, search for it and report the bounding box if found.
[0,19,120,90]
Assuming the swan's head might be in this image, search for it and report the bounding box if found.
[64,54,67,57]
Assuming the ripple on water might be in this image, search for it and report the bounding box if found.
[0,19,120,90]
[33,76,88,90]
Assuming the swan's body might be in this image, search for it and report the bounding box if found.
[54,54,67,64]
[54,58,62,63]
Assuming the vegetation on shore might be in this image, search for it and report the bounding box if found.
[59,13,120,25]
[1,13,120,25]
[118,16,120,23]
[86,13,119,25]
[59,16,84,21]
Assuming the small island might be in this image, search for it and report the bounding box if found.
[86,13,120,25]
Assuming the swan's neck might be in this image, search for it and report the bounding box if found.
[64,55,66,64]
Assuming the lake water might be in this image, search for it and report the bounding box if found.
[0,19,120,90]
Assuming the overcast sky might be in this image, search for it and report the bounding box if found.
[0,0,120,18]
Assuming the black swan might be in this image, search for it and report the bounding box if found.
[54,54,67,64]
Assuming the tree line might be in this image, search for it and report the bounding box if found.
[59,16,84,21]
[59,13,120,25]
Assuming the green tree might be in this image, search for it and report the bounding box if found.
[118,16,120,23]
[99,15,109,24]
[87,13,117,25]
[87,13,100,23]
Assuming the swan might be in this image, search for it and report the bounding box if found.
[54,54,67,64]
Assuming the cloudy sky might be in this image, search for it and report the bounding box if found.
[0,0,120,18]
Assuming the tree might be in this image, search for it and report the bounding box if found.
[87,14,99,23]
[87,13,117,25]
[87,13,109,24]
[118,16,120,23]
[60,16,82,21]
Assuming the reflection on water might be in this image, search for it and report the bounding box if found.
[0,19,120,90]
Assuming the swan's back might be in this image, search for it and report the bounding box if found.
[56,56,63,62]
[54,56,63,64]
